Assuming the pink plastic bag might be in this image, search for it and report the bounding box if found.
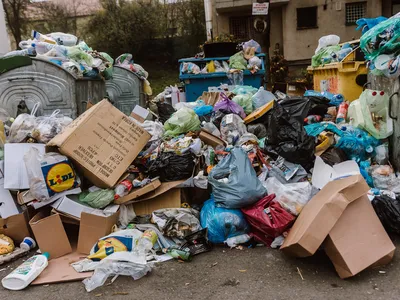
[213,93,246,119]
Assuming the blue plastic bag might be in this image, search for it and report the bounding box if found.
[200,198,250,244]
[304,90,344,106]
[208,147,267,208]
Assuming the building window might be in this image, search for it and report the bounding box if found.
[229,16,258,41]
[345,2,366,26]
[297,6,318,30]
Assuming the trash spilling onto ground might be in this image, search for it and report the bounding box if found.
[0,17,400,294]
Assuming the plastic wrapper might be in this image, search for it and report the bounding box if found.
[79,189,115,209]
[200,198,250,244]
[263,177,312,216]
[164,107,201,137]
[241,194,295,243]
[141,120,164,142]
[370,165,400,193]
[208,147,267,208]
[148,151,195,182]
[213,93,246,119]
[375,143,389,165]
[157,102,175,124]
[372,195,400,234]
[181,62,200,74]
[152,208,201,239]
[232,93,253,115]
[264,103,315,170]
[227,71,244,85]
[251,87,276,110]
[220,114,247,145]
[312,45,341,67]
[8,113,37,143]
[24,148,80,201]
[247,123,267,139]
[229,52,247,70]
[33,111,73,143]
[119,204,137,229]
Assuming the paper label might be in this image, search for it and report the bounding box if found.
[226,114,234,124]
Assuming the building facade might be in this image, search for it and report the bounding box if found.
[212,0,397,70]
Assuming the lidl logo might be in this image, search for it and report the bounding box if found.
[45,163,76,193]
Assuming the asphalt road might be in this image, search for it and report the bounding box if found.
[0,237,399,300]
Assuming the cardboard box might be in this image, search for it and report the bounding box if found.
[52,195,119,220]
[0,211,31,244]
[129,181,185,215]
[48,100,151,188]
[280,175,369,257]
[0,161,20,218]
[324,195,396,278]
[30,209,119,258]
[4,143,46,190]
[199,130,227,148]
[29,212,72,259]
[114,179,161,205]
[77,212,119,254]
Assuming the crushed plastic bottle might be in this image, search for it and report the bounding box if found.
[136,230,157,255]
[114,174,135,200]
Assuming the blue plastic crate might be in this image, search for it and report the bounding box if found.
[179,54,266,102]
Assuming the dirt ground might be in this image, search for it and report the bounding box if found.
[0,235,399,300]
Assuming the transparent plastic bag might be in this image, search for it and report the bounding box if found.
[237,133,258,146]
[220,114,247,145]
[264,177,312,216]
[375,143,389,165]
[315,35,340,54]
[8,114,37,143]
[83,252,151,292]
[200,198,250,244]
[141,120,164,142]
[370,165,400,193]
[227,71,244,85]
[232,93,253,115]
[24,148,80,201]
[33,110,73,143]
[243,39,262,53]
[164,107,201,137]
[118,204,137,228]
[251,87,276,110]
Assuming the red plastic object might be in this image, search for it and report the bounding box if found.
[242,194,295,243]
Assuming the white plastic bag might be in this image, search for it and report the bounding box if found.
[264,177,312,216]
[251,87,276,110]
[315,35,340,54]
[118,205,137,229]
[24,148,80,201]
[33,110,73,143]
[141,120,164,142]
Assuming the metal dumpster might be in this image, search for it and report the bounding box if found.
[105,66,145,115]
[367,73,400,170]
[0,57,106,119]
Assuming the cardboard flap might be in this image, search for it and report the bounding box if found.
[0,212,31,244]
[281,175,369,257]
[135,181,185,202]
[115,179,162,205]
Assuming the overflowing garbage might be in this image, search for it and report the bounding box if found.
[0,14,400,294]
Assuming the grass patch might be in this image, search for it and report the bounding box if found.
[143,61,181,96]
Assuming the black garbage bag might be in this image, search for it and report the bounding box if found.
[320,147,348,166]
[247,123,267,139]
[264,102,315,170]
[148,151,195,182]
[157,102,176,124]
[279,96,330,123]
[372,195,400,234]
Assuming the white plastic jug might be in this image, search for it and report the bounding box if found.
[2,252,49,290]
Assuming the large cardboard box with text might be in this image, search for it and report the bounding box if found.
[48,100,150,188]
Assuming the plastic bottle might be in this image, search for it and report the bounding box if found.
[114,174,135,200]
[224,234,251,248]
[136,230,157,254]
[31,30,56,44]
[32,42,55,55]
[3,48,35,58]
[336,102,349,123]
[2,252,49,290]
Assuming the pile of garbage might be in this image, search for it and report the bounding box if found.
[3,30,113,79]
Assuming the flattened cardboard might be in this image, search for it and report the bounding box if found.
[32,251,92,285]
[114,179,162,205]
[77,211,119,254]
[48,100,151,188]
[199,130,227,148]
[0,211,31,244]
[280,175,369,257]
[131,188,182,216]
[324,195,396,278]
[29,212,72,259]
[135,181,185,202]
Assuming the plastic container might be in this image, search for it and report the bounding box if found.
[2,252,49,290]
[307,52,367,102]
[179,54,266,102]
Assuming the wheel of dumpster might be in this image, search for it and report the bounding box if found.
[105,66,145,115]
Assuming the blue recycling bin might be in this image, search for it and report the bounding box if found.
[179,54,266,102]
